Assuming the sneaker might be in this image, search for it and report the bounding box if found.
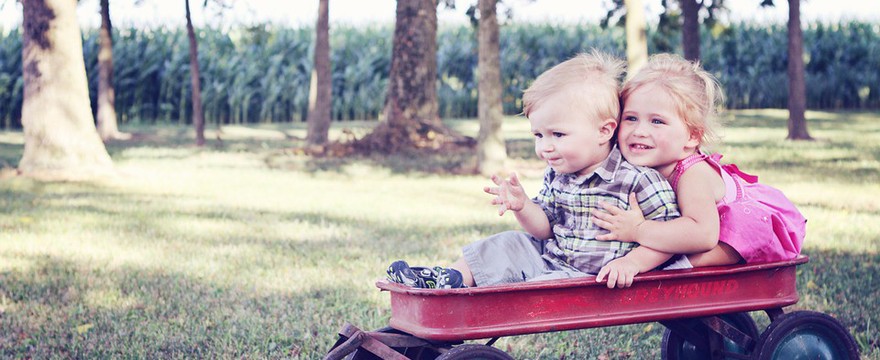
[435,267,465,289]
[411,266,439,289]
[386,261,465,289]
[386,260,430,288]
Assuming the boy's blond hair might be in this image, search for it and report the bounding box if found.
[621,53,724,147]
[522,50,625,123]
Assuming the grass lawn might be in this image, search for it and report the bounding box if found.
[1,109,879,359]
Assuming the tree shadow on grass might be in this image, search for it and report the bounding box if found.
[1,182,877,358]
[718,138,880,185]
[791,249,880,355]
[262,137,540,178]
[1,183,515,260]
[0,180,519,357]
[2,249,875,359]
[0,142,21,168]
[0,254,386,359]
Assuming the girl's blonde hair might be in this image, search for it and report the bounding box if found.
[523,50,625,123]
[621,53,724,146]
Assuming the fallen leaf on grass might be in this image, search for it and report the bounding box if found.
[74,323,94,334]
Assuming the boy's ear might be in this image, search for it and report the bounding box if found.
[598,118,617,142]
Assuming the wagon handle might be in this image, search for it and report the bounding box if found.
[324,327,366,360]
[324,323,412,360]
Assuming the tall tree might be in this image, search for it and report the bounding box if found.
[680,0,700,61]
[785,0,810,140]
[185,0,206,146]
[19,0,114,178]
[476,0,506,175]
[677,0,727,61]
[306,0,331,146]
[356,0,452,153]
[624,0,648,75]
[96,0,127,141]
[755,0,810,139]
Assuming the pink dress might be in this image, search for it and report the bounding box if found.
[670,152,806,263]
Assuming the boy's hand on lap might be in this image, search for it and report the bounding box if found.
[594,192,645,242]
[596,256,640,289]
[484,173,527,216]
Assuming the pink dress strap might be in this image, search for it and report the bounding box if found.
[669,152,709,190]
[671,152,744,203]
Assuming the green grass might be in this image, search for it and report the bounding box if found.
[1,110,879,359]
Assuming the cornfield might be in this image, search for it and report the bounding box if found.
[0,21,878,129]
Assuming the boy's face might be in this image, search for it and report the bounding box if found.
[529,93,615,176]
[618,84,699,178]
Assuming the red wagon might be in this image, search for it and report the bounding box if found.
[326,255,859,359]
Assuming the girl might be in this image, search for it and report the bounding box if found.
[593,54,806,274]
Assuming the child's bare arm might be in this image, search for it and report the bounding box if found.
[512,202,553,240]
[484,173,553,240]
[595,246,673,288]
[594,164,720,254]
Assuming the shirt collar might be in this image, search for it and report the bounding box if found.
[562,146,620,185]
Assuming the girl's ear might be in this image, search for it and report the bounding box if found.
[687,129,702,148]
[599,118,618,143]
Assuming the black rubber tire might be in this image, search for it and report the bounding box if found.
[435,344,514,360]
[661,312,759,360]
[752,310,860,360]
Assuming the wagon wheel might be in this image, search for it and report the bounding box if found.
[661,312,759,360]
[344,327,444,360]
[434,344,514,360]
[752,311,859,360]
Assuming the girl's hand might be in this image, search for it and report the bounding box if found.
[483,173,527,216]
[596,256,640,289]
[594,192,645,243]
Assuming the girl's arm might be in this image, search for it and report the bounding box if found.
[595,246,674,288]
[594,162,721,254]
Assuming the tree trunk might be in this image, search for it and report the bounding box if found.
[476,0,506,175]
[306,0,332,146]
[185,0,206,146]
[357,0,448,153]
[681,0,700,61]
[19,0,114,178]
[96,0,125,141]
[624,0,648,76]
[786,0,811,140]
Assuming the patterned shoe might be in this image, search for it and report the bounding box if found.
[435,267,465,289]
[411,266,440,289]
[386,260,427,288]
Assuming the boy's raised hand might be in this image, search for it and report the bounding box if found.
[484,173,527,216]
[594,192,646,242]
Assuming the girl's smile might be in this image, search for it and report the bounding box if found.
[618,84,699,178]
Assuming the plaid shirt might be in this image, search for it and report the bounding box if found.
[533,146,680,274]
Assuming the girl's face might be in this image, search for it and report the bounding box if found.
[618,84,700,178]
[529,92,615,176]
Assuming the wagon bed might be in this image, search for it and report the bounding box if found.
[379,255,806,341]
[327,255,859,360]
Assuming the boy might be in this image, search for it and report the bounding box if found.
[387,50,680,289]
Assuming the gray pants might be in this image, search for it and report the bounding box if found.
[461,231,692,287]
[462,231,588,287]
